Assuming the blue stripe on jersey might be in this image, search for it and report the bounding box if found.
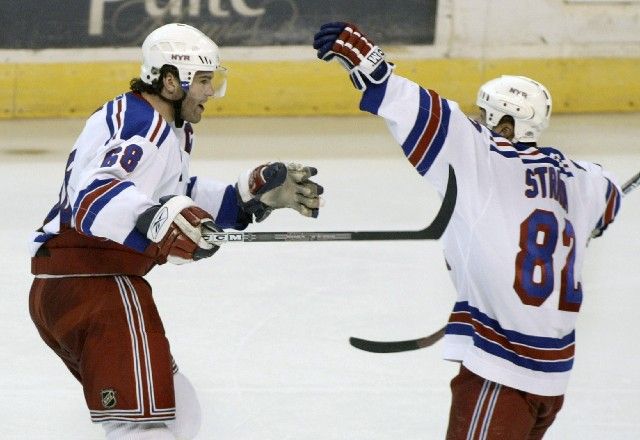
[120,93,156,142]
[359,80,389,114]
[34,232,57,243]
[452,301,575,348]
[490,143,574,177]
[216,185,248,230]
[157,123,171,147]
[595,179,621,230]
[446,322,473,336]
[73,178,113,214]
[571,160,586,171]
[123,228,150,253]
[475,335,574,373]
[42,202,60,225]
[401,89,451,176]
[186,177,197,198]
[73,179,133,235]
[79,181,134,234]
[448,301,575,373]
[401,87,431,156]
[417,95,450,175]
[106,100,114,138]
[60,205,72,225]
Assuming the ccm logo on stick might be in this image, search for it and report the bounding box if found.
[206,233,244,242]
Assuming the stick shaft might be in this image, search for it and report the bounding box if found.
[203,165,457,244]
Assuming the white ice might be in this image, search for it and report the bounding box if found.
[1,114,639,439]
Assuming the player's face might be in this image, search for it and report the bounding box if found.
[181,72,215,124]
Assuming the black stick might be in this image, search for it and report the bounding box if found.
[349,326,446,353]
[203,165,457,243]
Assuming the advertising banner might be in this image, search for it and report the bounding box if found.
[0,0,437,48]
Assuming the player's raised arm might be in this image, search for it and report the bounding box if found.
[313,21,482,196]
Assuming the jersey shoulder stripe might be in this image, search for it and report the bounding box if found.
[118,93,167,147]
[489,141,576,179]
[105,94,126,141]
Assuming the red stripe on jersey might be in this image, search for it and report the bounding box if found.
[74,180,120,229]
[115,98,123,130]
[449,311,575,362]
[408,89,442,167]
[149,117,164,143]
[604,187,618,224]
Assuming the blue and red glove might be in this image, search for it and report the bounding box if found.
[313,22,393,90]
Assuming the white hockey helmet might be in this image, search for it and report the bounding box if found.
[476,75,552,143]
[141,23,226,97]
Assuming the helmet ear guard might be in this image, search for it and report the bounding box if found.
[476,75,552,143]
[141,23,227,97]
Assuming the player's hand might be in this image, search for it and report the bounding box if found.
[136,195,221,264]
[313,22,393,90]
[237,162,323,222]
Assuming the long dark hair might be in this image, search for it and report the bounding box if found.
[129,64,180,94]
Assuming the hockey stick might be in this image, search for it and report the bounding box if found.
[350,170,639,354]
[202,165,457,244]
[621,170,640,196]
[349,325,446,353]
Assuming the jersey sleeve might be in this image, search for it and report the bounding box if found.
[359,73,493,197]
[186,176,251,230]
[574,160,622,235]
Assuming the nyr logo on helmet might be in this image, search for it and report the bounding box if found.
[509,87,528,99]
[171,54,191,61]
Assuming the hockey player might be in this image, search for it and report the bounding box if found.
[314,22,621,438]
[29,23,322,440]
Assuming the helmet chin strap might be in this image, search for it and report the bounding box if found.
[159,88,187,128]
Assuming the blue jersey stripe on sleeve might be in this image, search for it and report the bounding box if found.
[215,185,244,230]
[78,181,135,234]
[359,81,388,115]
[186,177,197,198]
[123,228,151,253]
[73,179,134,236]
[402,89,450,176]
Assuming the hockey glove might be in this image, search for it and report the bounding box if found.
[136,195,221,265]
[237,162,323,222]
[313,22,393,91]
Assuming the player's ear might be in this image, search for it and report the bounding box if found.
[161,71,181,97]
[496,116,515,141]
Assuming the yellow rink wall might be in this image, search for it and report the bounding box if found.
[1,57,639,119]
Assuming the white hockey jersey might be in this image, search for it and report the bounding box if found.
[30,92,248,261]
[360,74,622,396]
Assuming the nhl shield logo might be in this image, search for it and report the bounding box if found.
[101,388,117,409]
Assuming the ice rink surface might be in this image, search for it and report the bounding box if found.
[1,113,639,439]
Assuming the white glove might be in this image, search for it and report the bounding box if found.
[136,195,221,264]
[236,162,323,222]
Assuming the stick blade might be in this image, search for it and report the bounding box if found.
[349,327,446,353]
[349,337,421,353]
